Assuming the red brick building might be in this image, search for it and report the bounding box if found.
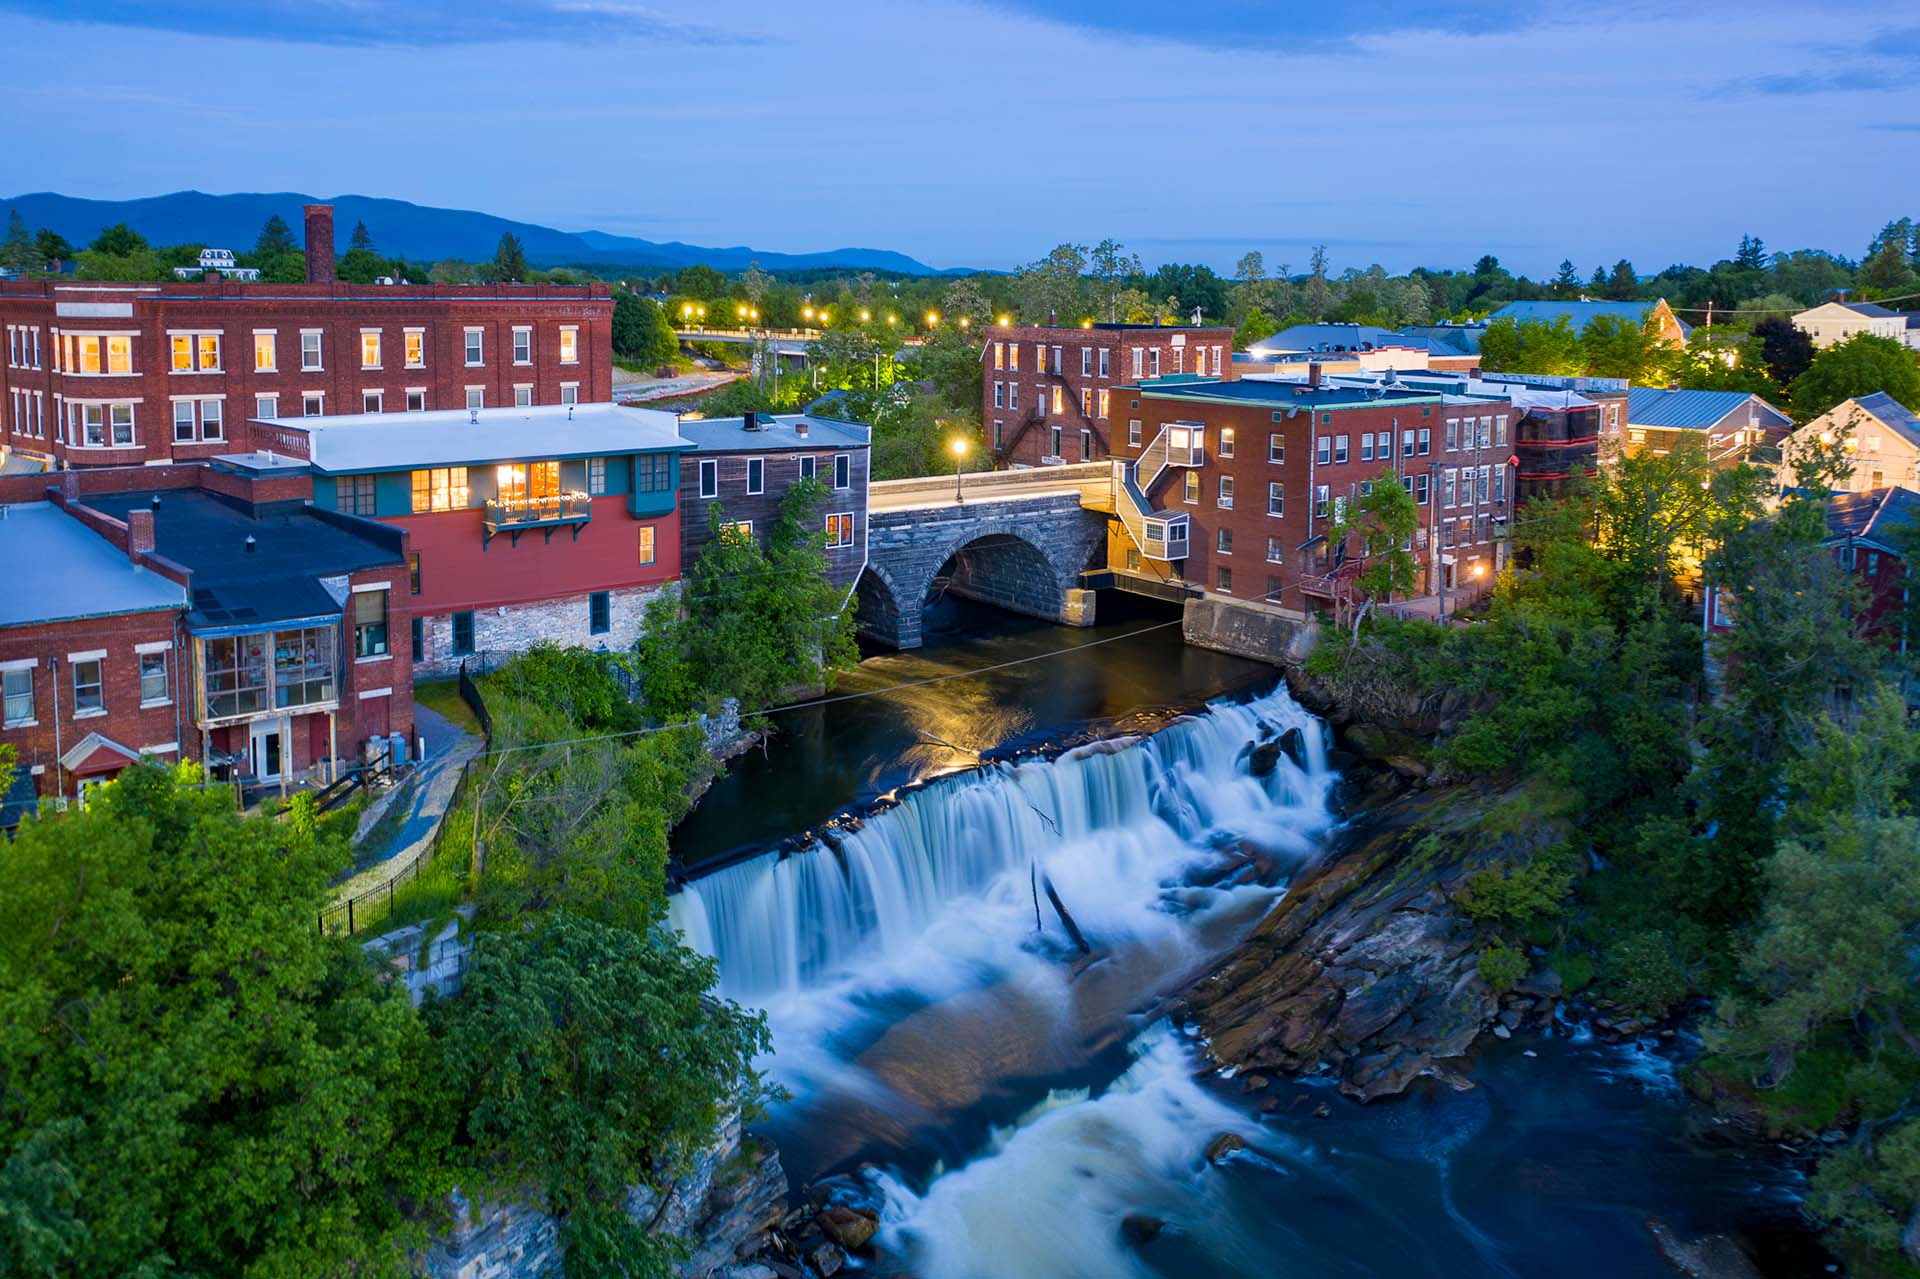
[982,322,1235,467]
[0,205,612,471]
[0,461,412,813]
[1104,372,1515,613]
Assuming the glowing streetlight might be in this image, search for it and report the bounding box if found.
[860,309,871,322]
[925,311,940,327]
[957,316,970,328]
[997,314,1011,326]
[803,306,815,321]
[818,308,831,324]
[886,314,897,326]
[1080,318,1093,329]
[951,435,970,503]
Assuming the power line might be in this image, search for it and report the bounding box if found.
[477,618,1190,759]
[1666,288,1920,317]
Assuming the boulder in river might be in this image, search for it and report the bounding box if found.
[1248,740,1281,777]
[1205,1132,1246,1163]
[817,1205,878,1252]
[805,1240,846,1276]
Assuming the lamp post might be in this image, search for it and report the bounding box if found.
[952,435,969,504]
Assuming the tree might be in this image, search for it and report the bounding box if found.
[434,912,770,1279]
[672,264,726,301]
[348,219,374,253]
[491,232,527,283]
[1088,239,1141,323]
[1605,259,1639,301]
[1,210,40,276]
[1752,316,1816,387]
[1790,333,1920,420]
[254,213,296,255]
[1552,259,1580,297]
[1235,306,1277,348]
[1233,250,1266,284]
[0,768,455,1277]
[1581,314,1677,383]
[1013,243,1089,324]
[89,223,146,257]
[1144,263,1228,322]
[1479,316,1583,375]
[32,228,72,265]
[1735,234,1769,271]
[612,291,677,366]
[1304,245,1331,320]
[1332,470,1420,636]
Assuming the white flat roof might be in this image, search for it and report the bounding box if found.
[256,402,692,474]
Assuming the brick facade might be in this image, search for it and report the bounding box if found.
[981,323,1236,468]
[1,281,613,469]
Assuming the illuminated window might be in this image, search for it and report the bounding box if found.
[106,336,131,373]
[638,526,656,565]
[825,512,854,547]
[254,332,276,372]
[405,329,425,368]
[559,326,579,364]
[494,460,559,506]
[74,335,103,374]
[1219,427,1234,457]
[1183,471,1199,504]
[410,466,471,512]
[361,331,381,369]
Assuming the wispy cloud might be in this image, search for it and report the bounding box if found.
[977,0,1538,51]
[1730,23,1920,95]
[0,0,755,47]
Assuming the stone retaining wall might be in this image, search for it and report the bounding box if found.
[1181,596,1318,667]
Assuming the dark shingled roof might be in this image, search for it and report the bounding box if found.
[82,489,404,631]
[1827,486,1920,545]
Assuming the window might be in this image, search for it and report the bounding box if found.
[512,327,532,364]
[994,382,1004,410]
[3,666,33,726]
[1131,348,1144,378]
[408,551,422,594]
[993,342,1004,370]
[1218,475,1234,508]
[257,394,278,419]
[354,589,389,658]
[1417,428,1430,456]
[559,327,579,364]
[1126,548,1141,571]
[1051,346,1062,374]
[1080,429,1092,461]
[1415,473,1430,505]
[589,591,611,635]
[343,474,377,516]
[1334,434,1349,464]
[834,454,851,489]
[301,331,323,370]
[1053,386,1065,415]
[1129,419,1142,447]
[1266,535,1285,563]
[464,329,484,365]
[1316,436,1331,466]
[72,658,104,715]
[825,512,854,547]
[1402,430,1415,458]
[170,333,220,372]
[588,458,607,495]
[1194,347,1207,377]
[410,467,471,513]
[1007,343,1019,371]
[1493,467,1506,502]
[1478,417,1492,449]
[1217,527,1233,555]
[1268,433,1285,464]
[254,332,276,372]
[1314,484,1330,517]
[1218,426,1235,459]
[362,390,382,414]
[1216,566,1232,593]
[1445,418,1459,451]
[166,399,193,444]
[139,651,169,704]
[405,330,425,368]
[1494,415,1509,447]
[303,392,324,416]
[1183,471,1199,504]
[560,383,578,406]
[406,389,425,412]
[1360,434,1374,463]
[361,331,381,369]
[1443,468,1457,507]
[1099,348,1110,377]
[1007,382,1018,410]
[1442,520,1456,549]
[1267,482,1284,516]
[1081,347,1093,376]
[495,461,560,507]
[1097,389,1109,419]
[799,455,817,482]
[638,526,656,565]
[1149,349,1161,377]
[699,459,718,498]
[722,520,754,543]
[451,611,475,656]
[465,388,483,411]
[993,421,1004,449]
[637,454,675,492]
[514,385,532,408]
[411,616,424,662]
[746,457,765,495]
[1050,426,1062,458]
[1475,465,1489,503]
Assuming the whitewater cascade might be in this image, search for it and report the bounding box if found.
[670,685,1333,1022]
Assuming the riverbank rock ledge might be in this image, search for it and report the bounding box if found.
[417,1110,787,1278]
[1179,783,1568,1101]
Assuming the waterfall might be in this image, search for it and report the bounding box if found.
[670,685,1333,1023]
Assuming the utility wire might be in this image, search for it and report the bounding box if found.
[1666,288,1920,316]
[477,618,1189,759]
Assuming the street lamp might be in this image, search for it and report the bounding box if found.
[886,314,897,326]
[957,316,970,329]
[818,308,831,325]
[997,314,1011,326]
[860,309,871,322]
[951,435,969,503]
[926,311,940,328]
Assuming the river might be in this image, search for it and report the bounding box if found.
[668,597,1824,1278]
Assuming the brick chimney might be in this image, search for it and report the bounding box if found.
[126,508,155,561]
[304,204,335,284]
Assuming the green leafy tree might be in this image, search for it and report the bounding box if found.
[673,264,726,301]
[490,231,528,283]
[89,223,146,256]
[337,221,385,284]
[1581,313,1677,382]
[1235,305,1277,348]
[613,291,678,366]
[32,228,72,265]
[1304,245,1331,320]
[1790,333,1920,420]
[434,912,770,1279]
[1088,239,1142,323]
[1013,243,1090,324]
[1859,231,1917,293]
[1751,316,1816,387]
[1331,469,1419,636]
[1479,316,1584,375]
[0,767,456,1277]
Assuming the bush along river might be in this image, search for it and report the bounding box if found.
[666,600,1828,1279]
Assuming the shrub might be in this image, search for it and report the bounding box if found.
[1606,930,1689,1017]
[1456,844,1575,926]
[1479,938,1528,994]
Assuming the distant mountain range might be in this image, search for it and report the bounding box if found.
[1,190,949,276]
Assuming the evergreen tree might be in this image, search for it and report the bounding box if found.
[0,210,39,275]
[1552,259,1580,297]
[1734,233,1769,271]
[254,213,296,255]
[490,232,527,283]
[1605,259,1638,301]
[348,219,374,253]
[1304,245,1331,320]
[33,228,72,265]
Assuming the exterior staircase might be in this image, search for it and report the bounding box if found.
[1112,421,1203,562]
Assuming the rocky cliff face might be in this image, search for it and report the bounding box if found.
[1180,778,1569,1101]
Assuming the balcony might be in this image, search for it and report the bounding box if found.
[483,491,592,547]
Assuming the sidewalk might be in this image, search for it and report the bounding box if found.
[334,703,483,898]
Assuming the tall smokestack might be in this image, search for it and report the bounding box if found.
[304,204,335,284]
[1307,361,1323,390]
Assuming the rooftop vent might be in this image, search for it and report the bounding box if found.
[469,407,479,425]
[244,535,257,554]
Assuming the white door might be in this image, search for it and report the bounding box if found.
[251,723,283,781]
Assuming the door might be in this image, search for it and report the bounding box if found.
[251,723,283,781]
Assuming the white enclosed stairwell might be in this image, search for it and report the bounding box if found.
[1113,421,1203,562]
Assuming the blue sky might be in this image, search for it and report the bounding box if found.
[1,0,1916,275]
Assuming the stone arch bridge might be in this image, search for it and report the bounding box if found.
[858,464,1112,649]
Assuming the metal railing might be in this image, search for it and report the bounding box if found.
[483,491,591,528]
